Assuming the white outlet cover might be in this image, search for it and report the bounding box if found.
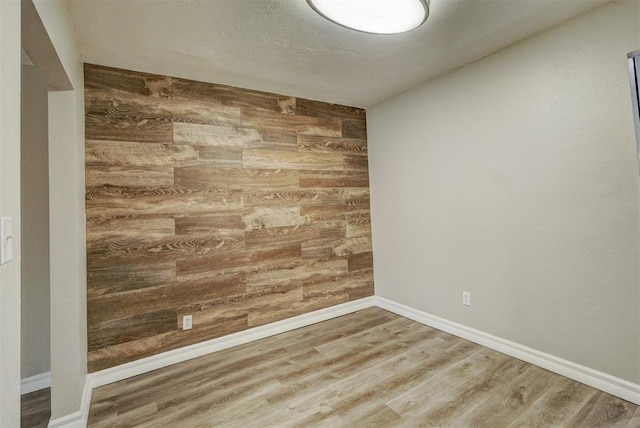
[462,291,471,306]
[182,315,193,330]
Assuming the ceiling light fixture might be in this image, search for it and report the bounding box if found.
[307,0,429,35]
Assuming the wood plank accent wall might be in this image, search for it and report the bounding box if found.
[84,64,373,372]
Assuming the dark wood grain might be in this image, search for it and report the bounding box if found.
[342,118,367,139]
[84,64,372,371]
[348,251,373,272]
[296,97,366,121]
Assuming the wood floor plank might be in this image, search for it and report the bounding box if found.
[21,388,50,428]
[87,308,640,427]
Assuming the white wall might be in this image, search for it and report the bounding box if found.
[30,0,87,420]
[368,0,640,384]
[0,0,22,425]
[21,64,51,379]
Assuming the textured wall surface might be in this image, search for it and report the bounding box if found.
[21,64,50,378]
[368,0,640,383]
[85,64,373,371]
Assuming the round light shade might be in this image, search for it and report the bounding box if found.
[307,0,429,35]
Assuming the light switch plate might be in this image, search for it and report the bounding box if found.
[0,217,13,265]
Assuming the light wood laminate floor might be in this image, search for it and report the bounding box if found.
[88,308,640,427]
[21,388,50,428]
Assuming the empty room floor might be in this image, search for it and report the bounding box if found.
[86,308,639,427]
[21,388,50,428]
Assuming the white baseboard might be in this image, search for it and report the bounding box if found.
[21,372,51,395]
[89,296,376,390]
[375,296,640,406]
[47,379,92,428]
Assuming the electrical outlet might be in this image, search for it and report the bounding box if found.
[182,315,193,330]
[462,291,471,306]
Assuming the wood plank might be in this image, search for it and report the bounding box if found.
[242,207,301,230]
[175,166,298,190]
[332,236,372,257]
[295,98,365,121]
[247,293,349,327]
[21,388,51,428]
[178,283,303,328]
[242,108,342,137]
[86,186,243,216]
[457,365,557,426]
[85,63,171,98]
[175,213,244,234]
[302,269,373,300]
[176,245,302,278]
[88,309,176,351]
[568,391,637,427]
[86,165,174,187]
[88,272,247,325]
[87,260,177,298]
[243,148,343,171]
[346,217,371,238]
[300,204,369,222]
[86,140,198,167]
[297,134,367,155]
[172,76,296,114]
[192,146,242,167]
[343,154,369,171]
[86,90,241,127]
[348,251,373,272]
[88,231,244,265]
[243,188,344,208]
[88,314,248,371]
[86,216,175,239]
[85,113,173,143]
[299,170,368,188]
[245,222,345,249]
[173,122,263,147]
[245,259,348,289]
[342,118,367,139]
[508,376,598,427]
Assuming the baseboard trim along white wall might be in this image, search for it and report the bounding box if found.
[21,372,51,395]
[375,296,640,406]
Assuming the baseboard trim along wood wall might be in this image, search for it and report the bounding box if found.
[21,372,51,395]
[375,296,640,406]
[49,295,639,427]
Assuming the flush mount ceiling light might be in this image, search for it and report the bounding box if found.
[307,0,429,35]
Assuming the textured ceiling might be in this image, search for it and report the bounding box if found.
[65,0,611,107]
